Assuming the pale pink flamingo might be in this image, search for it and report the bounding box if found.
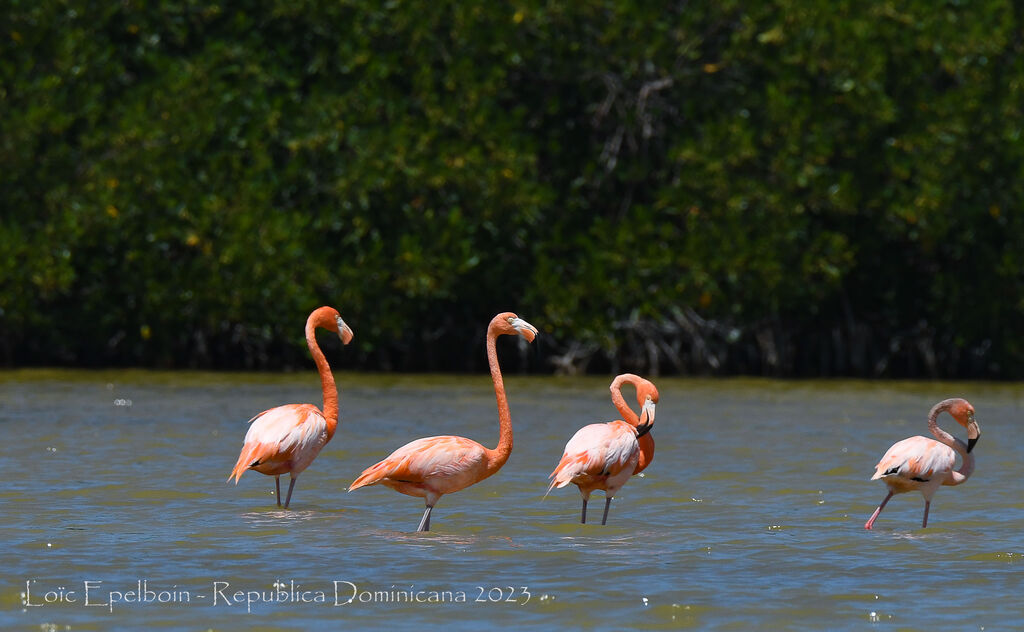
[548,374,659,525]
[864,397,980,529]
[348,312,537,531]
[228,306,354,509]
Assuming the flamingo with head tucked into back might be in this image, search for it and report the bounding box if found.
[228,306,354,509]
[348,312,537,532]
[864,397,980,529]
[548,374,659,525]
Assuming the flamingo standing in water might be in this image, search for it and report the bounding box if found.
[548,374,659,525]
[349,312,537,532]
[229,306,354,509]
[864,397,980,529]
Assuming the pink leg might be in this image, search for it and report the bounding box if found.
[921,500,930,528]
[417,505,434,532]
[601,497,612,526]
[283,477,297,509]
[580,498,588,524]
[864,490,894,530]
[275,476,282,507]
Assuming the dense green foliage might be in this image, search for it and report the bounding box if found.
[2,1,1022,377]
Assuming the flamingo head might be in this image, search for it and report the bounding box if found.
[491,312,538,343]
[311,306,354,345]
[634,381,659,438]
[947,398,980,453]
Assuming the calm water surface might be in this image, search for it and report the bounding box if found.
[1,370,1021,630]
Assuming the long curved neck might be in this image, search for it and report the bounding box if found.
[929,402,974,485]
[306,318,339,438]
[610,374,640,426]
[484,326,512,472]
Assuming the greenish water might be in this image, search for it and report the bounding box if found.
[1,370,1022,630]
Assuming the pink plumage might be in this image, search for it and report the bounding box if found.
[549,421,640,491]
[864,398,981,530]
[548,374,659,525]
[228,306,353,509]
[348,312,538,532]
[349,436,493,501]
[229,404,330,481]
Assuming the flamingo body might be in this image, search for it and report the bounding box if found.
[864,398,980,530]
[549,421,640,499]
[349,312,538,531]
[230,404,330,480]
[548,374,659,525]
[870,435,957,495]
[228,306,353,509]
[349,435,492,503]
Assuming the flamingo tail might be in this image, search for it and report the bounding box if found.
[547,453,586,494]
[349,459,391,491]
[228,443,263,483]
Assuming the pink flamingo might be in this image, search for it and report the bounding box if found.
[548,374,659,525]
[229,306,354,509]
[348,312,537,532]
[865,397,981,529]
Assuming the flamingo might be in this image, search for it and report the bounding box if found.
[864,397,981,529]
[348,312,537,532]
[228,306,354,509]
[548,374,659,525]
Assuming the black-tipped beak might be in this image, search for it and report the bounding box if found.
[966,418,980,453]
[635,399,655,438]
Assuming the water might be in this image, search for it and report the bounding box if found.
[1,370,1022,630]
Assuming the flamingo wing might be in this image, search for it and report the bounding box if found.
[229,404,328,482]
[349,436,488,491]
[549,421,639,490]
[871,435,956,483]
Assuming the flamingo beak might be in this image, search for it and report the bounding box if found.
[966,415,980,453]
[510,317,538,343]
[336,315,354,345]
[635,399,656,438]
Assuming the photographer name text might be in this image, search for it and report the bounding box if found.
[24,579,532,613]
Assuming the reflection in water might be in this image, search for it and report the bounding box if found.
[0,371,1021,629]
[241,510,323,526]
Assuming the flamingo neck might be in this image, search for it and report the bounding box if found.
[634,433,656,475]
[484,326,513,472]
[306,316,339,438]
[610,373,655,473]
[610,374,640,426]
[928,400,973,484]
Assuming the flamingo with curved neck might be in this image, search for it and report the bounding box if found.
[229,306,354,509]
[548,373,659,525]
[348,312,537,532]
[864,397,981,529]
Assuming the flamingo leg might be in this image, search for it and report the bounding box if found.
[601,497,612,526]
[417,505,434,532]
[864,490,894,530]
[922,500,931,528]
[283,477,297,509]
[275,476,282,507]
[581,498,588,524]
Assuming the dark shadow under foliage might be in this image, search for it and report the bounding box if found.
[2,1,1022,378]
